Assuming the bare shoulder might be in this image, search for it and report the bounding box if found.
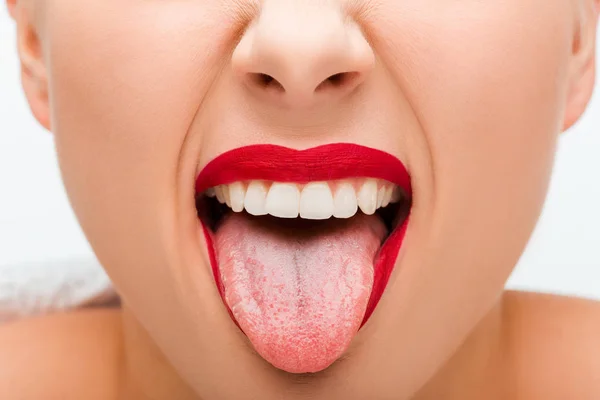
[502,290,600,399]
[0,309,122,400]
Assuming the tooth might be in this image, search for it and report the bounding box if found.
[244,180,269,216]
[300,182,334,220]
[357,179,378,215]
[222,185,232,207]
[390,186,403,203]
[377,185,386,208]
[333,182,358,219]
[228,182,245,212]
[205,187,216,198]
[381,185,393,208]
[215,186,226,204]
[265,183,300,218]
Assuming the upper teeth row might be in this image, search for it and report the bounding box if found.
[203,179,403,220]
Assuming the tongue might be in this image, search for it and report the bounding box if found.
[214,212,386,374]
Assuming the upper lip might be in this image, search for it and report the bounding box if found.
[195,143,412,194]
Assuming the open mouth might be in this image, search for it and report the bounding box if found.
[195,143,412,374]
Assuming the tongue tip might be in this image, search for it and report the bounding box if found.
[248,323,359,374]
[267,353,340,374]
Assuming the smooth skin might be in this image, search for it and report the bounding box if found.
[2,0,600,399]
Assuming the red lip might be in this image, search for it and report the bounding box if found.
[195,143,411,328]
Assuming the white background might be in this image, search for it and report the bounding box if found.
[1,12,599,300]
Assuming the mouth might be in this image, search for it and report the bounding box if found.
[195,143,412,374]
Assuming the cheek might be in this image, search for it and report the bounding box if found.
[357,3,573,391]
[373,0,572,259]
[428,9,570,239]
[44,2,236,290]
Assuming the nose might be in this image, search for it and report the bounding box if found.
[232,1,375,109]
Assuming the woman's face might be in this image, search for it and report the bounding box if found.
[26,0,591,398]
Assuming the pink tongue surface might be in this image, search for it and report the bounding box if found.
[214,213,386,374]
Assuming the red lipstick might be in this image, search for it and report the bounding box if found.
[196,143,411,194]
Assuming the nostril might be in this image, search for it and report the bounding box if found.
[244,70,364,100]
[315,72,360,92]
[256,73,274,86]
[327,73,346,86]
[249,73,285,92]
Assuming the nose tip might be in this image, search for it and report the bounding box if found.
[232,4,374,108]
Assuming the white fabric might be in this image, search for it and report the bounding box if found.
[0,257,117,324]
